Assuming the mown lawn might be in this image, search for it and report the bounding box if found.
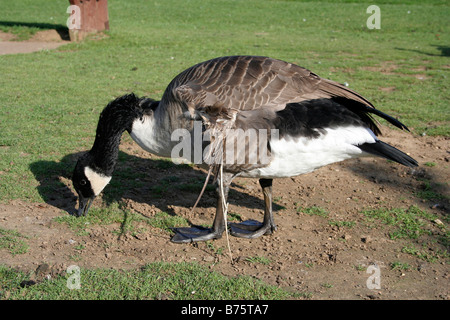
[0,0,448,300]
[1,0,448,202]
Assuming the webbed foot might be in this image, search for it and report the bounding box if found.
[171,226,223,243]
[228,219,277,239]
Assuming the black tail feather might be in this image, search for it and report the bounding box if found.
[363,105,410,132]
[331,97,410,135]
[358,141,418,168]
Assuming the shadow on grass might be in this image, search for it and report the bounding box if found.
[29,150,283,221]
[29,146,449,223]
[395,45,450,57]
[0,21,69,40]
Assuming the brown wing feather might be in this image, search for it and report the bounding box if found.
[162,56,375,117]
[161,56,379,174]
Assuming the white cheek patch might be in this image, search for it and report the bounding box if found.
[84,166,112,196]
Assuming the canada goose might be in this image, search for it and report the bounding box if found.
[72,55,418,243]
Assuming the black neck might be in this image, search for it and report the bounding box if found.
[90,128,123,176]
[88,93,153,176]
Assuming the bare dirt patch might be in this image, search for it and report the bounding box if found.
[379,86,396,92]
[361,61,399,75]
[1,129,449,299]
[361,61,432,81]
[0,30,69,55]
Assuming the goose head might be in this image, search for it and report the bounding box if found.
[72,152,112,216]
[71,93,159,217]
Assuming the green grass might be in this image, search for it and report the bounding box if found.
[424,162,436,167]
[0,0,449,204]
[245,256,272,265]
[355,264,366,271]
[54,202,127,236]
[414,180,448,201]
[297,205,329,218]
[363,205,449,263]
[0,0,67,40]
[329,220,356,228]
[0,0,449,300]
[401,244,449,263]
[53,201,189,236]
[0,262,300,300]
[146,211,190,232]
[0,228,29,255]
[321,283,334,289]
[362,205,438,240]
[390,261,411,271]
[0,25,41,41]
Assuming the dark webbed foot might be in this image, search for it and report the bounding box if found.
[228,178,277,239]
[171,175,278,242]
[171,226,223,243]
[171,172,234,244]
[228,219,277,239]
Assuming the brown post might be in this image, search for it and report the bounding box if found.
[68,0,109,41]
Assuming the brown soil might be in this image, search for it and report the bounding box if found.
[1,128,449,300]
[0,30,69,55]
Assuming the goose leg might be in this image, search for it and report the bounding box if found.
[229,178,277,239]
[170,172,232,243]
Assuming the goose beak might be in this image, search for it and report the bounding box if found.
[77,195,95,217]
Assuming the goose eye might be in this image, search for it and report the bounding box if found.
[80,180,87,186]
